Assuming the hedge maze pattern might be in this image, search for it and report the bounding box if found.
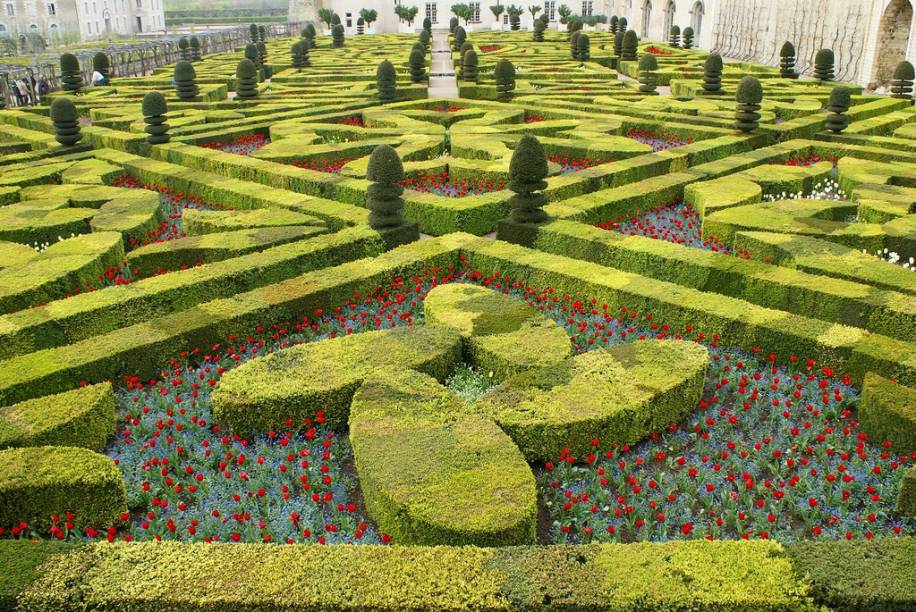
[0,25,915,611]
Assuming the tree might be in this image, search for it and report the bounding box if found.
[190,36,201,61]
[780,41,797,78]
[613,31,624,56]
[734,76,763,133]
[814,49,834,82]
[452,3,473,24]
[332,24,345,47]
[409,45,426,83]
[303,23,317,48]
[494,58,516,101]
[179,37,191,62]
[682,26,694,48]
[462,49,478,82]
[621,30,638,61]
[669,25,680,47]
[141,92,170,145]
[576,33,590,61]
[50,97,81,146]
[557,4,572,24]
[566,16,582,36]
[570,30,581,58]
[92,52,110,85]
[533,18,546,41]
[610,15,619,33]
[528,5,541,19]
[460,40,474,62]
[60,53,82,92]
[395,5,419,26]
[377,59,397,101]
[507,5,522,30]
[891,61,915,101]
[638,53,658,94]
[249,23,259,42]
[490,4,505,22]
[235,59,259,99]
[824,86,851,133]
[702,52,723,95]
[174,61,199,100]
[366,145,406,230]
[453,26,466,51]
[318,8,335,30]
[291,41,308,70]
[508,134,548,224]
[360,8,378,30]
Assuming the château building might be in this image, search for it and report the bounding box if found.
[0,0,165,42]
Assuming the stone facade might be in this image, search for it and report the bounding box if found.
[0,0,165,42]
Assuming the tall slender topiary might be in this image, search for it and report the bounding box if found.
[891,61,915,101]
[570,30,581,58]
[779,41,797,79]
[60,53,82,92]
[141,91,169,145]
[258,25,267,41]
[610,15,619,33]
[304,23,316,48]
[734,76,763,133]
[249,23,258,42]
[494,58,516,101]
[533,18,545,42]
[174,61,199,100]
[638,53,658,94]
[614,31,624,56]
[702,52,723,95]
[92,52,110,85]
[291,41,308,70]
[190,36,201,61]
[669,25,680,47]
[420,29,431,49]
[257,41,267,66]
[621,30,638,61]
[462,49,478,82]
[377,59,397,101]
[576,33,590,61]
[423,16,432,32]
[682,26,694,48]
[235,59,259,99]
[357,17,365,35]
[50,97,81,146]
[332,24,345,47]
[510,11,521,30]
[508,134,548,224]
[245,43,259,69]
[814,48,834,82]
[824,86,851,133]
[178,37,191,62]
[619,17,628,31]
[450,16,459,32]
[409,45,426,82]
[366,144,406,229]
[453,26,466,51]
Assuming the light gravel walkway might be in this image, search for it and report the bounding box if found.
[428,29,459,99]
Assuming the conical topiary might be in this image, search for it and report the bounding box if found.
[614,31,624,56]
[60,53,82,92]
[331,14,341,26]
[510,11,521,30]
[257,41,267,66]
[450,16,459,33]
[178,37,191,62]
[453,26,466,52]
[779,41,797,79]
[610,15,619,33]
[459,41,473,63]
[619,17,628,31]
[357,17,365,35]
[142,92,170,144]
[508,134,548,224]
[190,36,201,61]
[533,18,545,42]
[259,24,267,41]
[420,29,431,49]
[638,53,658,94]
[245,43,259,69]
[576,33,590,61]
[494,58,516,101]
[50,97,81,146]
[366,144,406,229]
[409,45,426,83]
[423,17,432,32]
[249,23,258,42]
[235,59,259,99]
[682,26,694,49]
[377,59,397,101]
[734,76,763,133]
[702,52,723,95]
[291,40,309,70]
[669,25,680,47]
[304,23,316,48]
[332,24,345,47]
[621,30,638,61]
[570,30,581,59]
[462,49,478,82]
[92,52,110,85]
[891,61,915,100]
[824,86,851,133]
[174,61,199,100]
[814,48,834,82]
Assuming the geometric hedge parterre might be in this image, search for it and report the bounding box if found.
[0,21,914,611]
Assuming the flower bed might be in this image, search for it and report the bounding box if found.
[597,200,730,253]
[113,175,211,246]
[335,115,366,128]
[291,157,357,174]
[399,171,505,197]
[524,114,545,123]
[479,45,502,53]
[645,46,673,56]
[199,133,268,156]
[549,153,614,174]
[627,128,692,152]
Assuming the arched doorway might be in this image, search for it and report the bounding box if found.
[690,0,703,39]
[641,0,651,38]
[873,0,913,86]
[664,0,675,37]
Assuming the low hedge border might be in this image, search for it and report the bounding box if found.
[0,540,76,611]
[859,373,916,456]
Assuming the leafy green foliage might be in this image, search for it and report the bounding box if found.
[669,24,680,47]
[734,76,762,132]
[142,91,170,144]
[814,48,835,81]
[235,58,259,99]
[494,58,516,101]
[59,52,82,92]
[702,52,723,95]
[638,53,658,94]
[376,59,397,101]
[682,25,694,48]
[366,144,406,229]
[824,85,852,133]
[508,134,548,223]
[621,30,638,61]
[891,60,915,100]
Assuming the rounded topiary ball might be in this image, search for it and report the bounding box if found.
[367,143,404,184]
[50,97,82,146]
[174,61,198,100]
[142,90,168,118]
[734,76,763,133]
[621,30,638,61]
[736,75,763,104]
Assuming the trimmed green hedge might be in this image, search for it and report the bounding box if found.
[16,539,815,610]
[181,208,326,235]
[899,466,916,516]
[860,373,916,455]
[0,446,127,530]
[0,540,76,611]
[0,382,116,450]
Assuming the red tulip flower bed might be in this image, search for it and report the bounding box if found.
[627,128,692,152]
[597,199,730,253]
[524,114,546,123]
[335,115,366,128]
[784,155,839,168]
[291,157,357,174]
[549,153,614,173]
[479,45,502,53]
[430,103,465,113]
[645,46,673,56]
[112,175,212,247]
[200,133,268,156]
[398,171,506,197]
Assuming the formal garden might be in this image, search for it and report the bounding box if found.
[0,14,914,611]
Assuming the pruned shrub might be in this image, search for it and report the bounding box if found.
[60,52,82,92]
[779,41,797,78]
[494,58,516,101]
[576,33,590,61]
[814,48,834,81]
[533,18,545,42]
[891,60,915,101]
[377,59,397,101]
[174,61,199,100]
[669,24,680,47]
[621,30,638,61]
[462,49,478,82]
[50,97,81,146]
[638,53,658,94]
[410,45,426,83]
[332,24,345,47]
[682,26,694,48]
[366,144,406,229]
[235,58,259,99]
[734,75,763,133]
[824,85,851,133]
[141,91,170,145]
[508,134,548,223]
[178,37,191,62]
[92,52,110,85]
[702,52,723,95]
[190,36,201,61]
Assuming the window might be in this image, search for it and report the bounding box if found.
[469,1,480,22]
[543,0,556,20]
[136,0,141,8]
[84,2,88,12]
[581,0,593,15]
[0,23,6,33]
[5,3,13,17]
[48,3,56,15]
[425,2,437,23]
[503,12,508,24]
[345,11,351,27]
